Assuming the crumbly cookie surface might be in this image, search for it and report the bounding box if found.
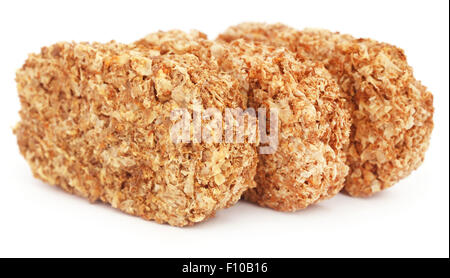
[219,23,434,197]
[15,38,258,226]
[135,31,352,210]
[222,41,351,210]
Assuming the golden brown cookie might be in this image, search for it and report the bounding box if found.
[222,40,351,210]
[15,39,258,226]
[219,23,434,197]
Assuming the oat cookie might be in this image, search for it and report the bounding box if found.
[15,39,258,226]
[219,23,434,197]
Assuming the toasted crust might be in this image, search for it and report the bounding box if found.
[15,37,258,226]
[218,23,434,197]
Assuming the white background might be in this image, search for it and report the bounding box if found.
[0,0,448,258]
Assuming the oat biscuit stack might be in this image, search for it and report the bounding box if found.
[15,24,433,225]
